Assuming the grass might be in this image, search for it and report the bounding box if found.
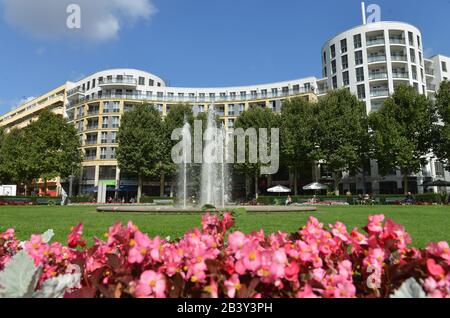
[0,205,449,248]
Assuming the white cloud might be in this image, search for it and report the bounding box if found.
[1,0,157,42]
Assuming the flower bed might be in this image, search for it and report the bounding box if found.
[1,212,449,298]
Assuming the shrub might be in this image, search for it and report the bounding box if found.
[1,213,449,298]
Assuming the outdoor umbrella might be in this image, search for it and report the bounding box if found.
[84,186,98,193]
[302,182,328,191]
[267,185,291,193]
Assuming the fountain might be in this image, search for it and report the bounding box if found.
[177,120,191,209]
[200,106,230,208]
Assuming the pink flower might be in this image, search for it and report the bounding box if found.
[297,285,319,298]
[68,224,86,249]
[333,281,356,298]
[427,242,450,265]
[224,274,241,298]
[128,231,151,264]
[228,232,246,251]
[367,215,385,233]
[330,222,349,242]
[24,234,49,265]
[427,259,445,279]
[135,271,167,298]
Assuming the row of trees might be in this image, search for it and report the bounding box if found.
[1,82,448,199]
[0,110,82,195]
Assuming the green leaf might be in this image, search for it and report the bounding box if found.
[390,278,427,298]
[0,251,42,298]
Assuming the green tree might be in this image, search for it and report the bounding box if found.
[369,85,435,194]
[280,98,318,194]
[315,89,371,195]
[234,107,279,199]
[26,110,82,195]
[433,81,450,167]
[0,128,38,191]
[116,104,165,202]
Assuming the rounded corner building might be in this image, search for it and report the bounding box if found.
[1,12,449,197]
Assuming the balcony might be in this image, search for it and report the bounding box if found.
[370,89,390,97]
[427,84,437,91]
[87,110,99,117]
[85,155,97,161]
[99,77,137,88]
[66,87,316,108]
[366,38,385,46]
[85,139,98,145]
[391,55,407,62]
[369,72,388,80]
[368,55,387,63]
[425,68,435,76]
[389,37,406,45]
[392,72,409,79]
[86,125,99,131]
[67,87,85,99]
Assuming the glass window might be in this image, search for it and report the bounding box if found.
[341,55,348,69]
[356,67,365,82]
[442,61,448,72]
[357,84,366,99]
[354,34,362,49]
[101,132,108,144]
[331,60,337,74]
[332,76,338,89]
[343,71,350,86]
[355,51,363,65]
[139,77,145,85]
[341,39,347,53]
[330,44,336,59]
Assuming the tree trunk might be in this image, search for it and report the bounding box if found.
[137,174,143,203]
[160,172,165,197]
[403,173,409,195]
[254,171,259,200]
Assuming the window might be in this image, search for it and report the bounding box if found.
[341,39,347,54]
[323,67,327,78]
[331,60,337,74]
[101,132,108,144]
[102,117,109,129]
[417,35,421,48]
[356,67,365,82]
[100,148,107,160]
[341,55,348,69]
[149,79,154,86]
[323,51,326,63]
[330,44,336,59]
[354,34,362,49]
[111,132,117,144]
[103,102,110,113]
[355,51,363,65]
[112,102,120,113]
[408,32,414,46]
[357,84,366,99]
[435,162,445,177]
[110,148,116,159]
[332,76,338,89]
[139,77,145,85]
[92,79,96,88]
[112,117,120,128]
[293,85,300,93]
[261,89,268,97]
[443,61,448,72]
[271,88,278,96]
[343,71,350,86]
[410,48,416,63]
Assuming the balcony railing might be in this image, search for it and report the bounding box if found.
[368,55,386,63]
[389,37,406,44]
[99,78,137,86]
[427,84,437,91]
[85,140,98,145]
[86,125,99,131]
[369,72,388,80]
[391,55,407,61]
[425,68,435,75]
[392,72,409,79]
[85,155,97,161]
[66,87,315,109]
[367,38,385,46]
[67,87,85,97]
[87,111,99,116]
[370,89,390,97]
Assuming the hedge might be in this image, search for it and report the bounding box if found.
[0,196,62,205]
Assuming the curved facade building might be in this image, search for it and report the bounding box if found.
[64,69,317,192]
[318,21,428,113]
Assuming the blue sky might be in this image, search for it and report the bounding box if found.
[0,0,449,114]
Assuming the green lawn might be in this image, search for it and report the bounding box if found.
[0,205,449,248]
